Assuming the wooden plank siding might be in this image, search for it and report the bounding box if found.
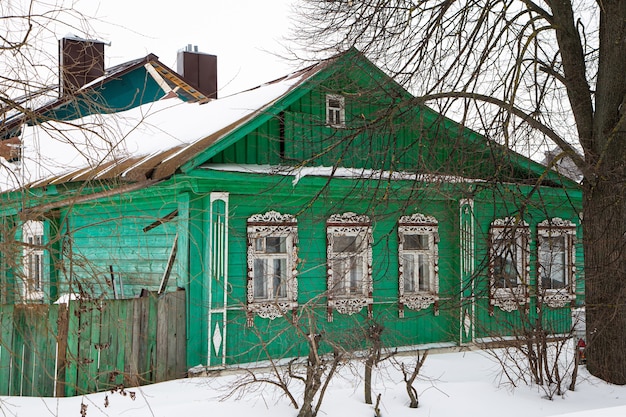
[0,291,186,397]
[55,198,180,300]
[212,180,460,364]
[169,166,581,366]
[470,187,583,341]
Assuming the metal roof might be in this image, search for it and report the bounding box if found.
[1,55,211,140]
[17,61,324,190]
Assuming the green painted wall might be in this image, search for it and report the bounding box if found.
[174,167,582,365]
[54,193,180,299]
[207,63,566,188]
[0,168,581,368]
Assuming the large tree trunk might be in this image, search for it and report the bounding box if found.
[583,177,626,385]
[581,0,626,385]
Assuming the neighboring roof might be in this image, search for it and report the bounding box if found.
[0,54,211,140]
[0,48,577,195]
[543,147,583,183]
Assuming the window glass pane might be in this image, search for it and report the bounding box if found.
[417,253,430,291]
[332,259,346,295]
[34,254,42,290]
[539,236,566,290]
[494,239,519,288]
[328,98,341,108]
[333,235,362,253]
[332,256,364,296]
[266,236,286,253]
[350,256,363,293]
[405,234,429,250]
[329,109,341,124]
[254,258,266,298]
[273,258,287,298]
[254,238,264,252]
[403,253,415,292]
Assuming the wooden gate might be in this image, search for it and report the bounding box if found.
[0,290,186,397]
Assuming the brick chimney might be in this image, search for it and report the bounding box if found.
[177,45,218,99]
[59,36,106,96]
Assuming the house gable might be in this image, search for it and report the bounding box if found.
[196,49,576,189]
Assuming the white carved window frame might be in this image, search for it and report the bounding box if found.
[537,218,576,309]
[326,94,345,127]
[246,211,298,325]
[326,212,373,321]
[398,213,439,318]
[22,220,45,301]
[489,217,530,313]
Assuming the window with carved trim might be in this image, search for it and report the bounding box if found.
[489,217,529,313]
[537,218,576,308]
[246,211,298,325]
[326,212,372,321]
[326,94,345,127]
[23,220,45,301]
[398,214,439,317]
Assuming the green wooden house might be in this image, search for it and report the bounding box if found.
[0,48,582,373]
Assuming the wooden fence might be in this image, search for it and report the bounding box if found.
[0,290,186,397]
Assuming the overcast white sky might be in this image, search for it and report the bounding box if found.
[77,0,298,96]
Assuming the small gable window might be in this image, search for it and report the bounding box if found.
[489,217,529,313]
[537,218,576,308]
[23,220,45,301]
[246,211,298,326]
[326,94,345,127]
[326,212,373,321]
[398,214,439,317]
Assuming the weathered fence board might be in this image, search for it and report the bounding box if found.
[157,289,186,381]
[0,290,186,397]
[0,304,59,397]
[0,304,15,395]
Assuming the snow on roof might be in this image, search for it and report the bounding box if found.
[0,67,313,193]
[204,164,487,187]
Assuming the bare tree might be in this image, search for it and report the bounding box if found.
[223,303,347,417]
[478,305,579,400]
[362,321,399,405]
[364,322,384,405]
[1,1,93,115]
[292,0,626,384]
[393,350,429,408]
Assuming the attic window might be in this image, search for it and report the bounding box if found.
[326,94,345,127]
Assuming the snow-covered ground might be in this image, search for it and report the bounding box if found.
[2,349,625,417]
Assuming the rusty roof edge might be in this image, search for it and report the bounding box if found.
[19,178,161,219]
